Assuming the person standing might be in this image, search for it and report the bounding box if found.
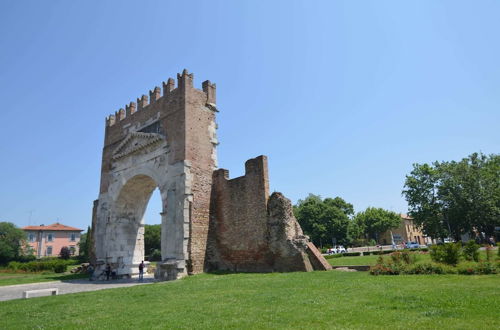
[105,263,111,281]
[138,260,145,281]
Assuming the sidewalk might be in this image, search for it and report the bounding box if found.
[0,275,156,302]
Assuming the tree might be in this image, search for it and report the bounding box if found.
[294,194,354,247]
[354,207,401,242]
[0,222,27,265]
[78,226,92,262]
[59,246,71,259]
[144,224,161,258]
[403,152,500,241]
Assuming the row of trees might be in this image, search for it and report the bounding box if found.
[293,194,401,247]
[403,152,499,241]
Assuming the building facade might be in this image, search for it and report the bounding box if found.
[379,214,429,245]
[22,223,83,258]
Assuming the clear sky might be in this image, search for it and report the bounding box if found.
[0,0,498,230]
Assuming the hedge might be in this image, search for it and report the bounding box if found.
[7,259,78,273]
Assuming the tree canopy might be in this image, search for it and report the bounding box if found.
[144,224,161,257]
[293,194,354,247]
[403,152,500,240]
[0,222,27,264]
[353,207,401,242]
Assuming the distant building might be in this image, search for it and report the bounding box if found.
[379,214,429,245]
[22,223,83,258]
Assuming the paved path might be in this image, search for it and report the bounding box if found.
[0,276,156,302]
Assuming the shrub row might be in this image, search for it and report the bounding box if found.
[363,248,428,256]
[370,261,499,275]
[7,259,78,273]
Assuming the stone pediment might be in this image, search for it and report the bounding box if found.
[112,132,164,160]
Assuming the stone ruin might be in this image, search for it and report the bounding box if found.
[90,70,331,280]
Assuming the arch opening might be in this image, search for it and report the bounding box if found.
[106,175,163,276]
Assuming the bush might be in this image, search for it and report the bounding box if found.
[457,262,498,275]
[485,246,493,261]
[369,263,402,275]
[404,263,456,275]
[59,247,71,260]
[149,249,162,262]
[53,263,66,273]
[463,240,480,262]
[390,251,402,264]
[430,243,461,265]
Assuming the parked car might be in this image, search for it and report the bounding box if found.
[405,242,420,249]
[326,246,347,254]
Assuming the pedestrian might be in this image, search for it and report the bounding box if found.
[87,264,94,281]
[489,237,495,247]
[138,260,145,281]
[105,263,111,281]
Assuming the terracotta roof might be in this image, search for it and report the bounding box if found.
[400,214,412,220]
[22,223,83,232]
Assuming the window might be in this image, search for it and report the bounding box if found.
[47,233,54,242]
[46,246,52,256]
[70,233,76,241]
[69,246,76,255]
[29,233,35,242]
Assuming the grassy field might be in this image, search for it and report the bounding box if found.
[0,271,87,287]
[1,271,499,329]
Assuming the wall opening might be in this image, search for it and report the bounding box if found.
[143,188,162,261]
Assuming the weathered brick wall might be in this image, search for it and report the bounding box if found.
[183,77,217,274]
[209,156,274,272]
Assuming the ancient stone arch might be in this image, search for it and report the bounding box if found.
[91,70,331,281]
[91,70,217,280]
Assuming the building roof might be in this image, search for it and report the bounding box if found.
[400,214,412,220]
[22,222,83,232]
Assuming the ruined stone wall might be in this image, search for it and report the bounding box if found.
[209,156,331,272]
[209,156,271,272]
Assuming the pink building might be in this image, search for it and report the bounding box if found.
[22,223,83,258]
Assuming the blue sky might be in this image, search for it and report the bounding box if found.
[0,1,498,230]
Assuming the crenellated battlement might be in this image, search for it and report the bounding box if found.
[105,69,217,127]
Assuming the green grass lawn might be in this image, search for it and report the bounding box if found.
[0,271,87,287]
[1,271,499,329]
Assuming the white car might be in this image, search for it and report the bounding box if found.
[327,246,346,254]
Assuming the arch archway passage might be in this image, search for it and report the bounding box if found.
[91,70,219,280]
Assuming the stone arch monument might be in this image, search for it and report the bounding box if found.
[91,70,330,281]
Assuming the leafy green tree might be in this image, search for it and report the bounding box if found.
[354,207,401,242]
[0,222,27,265]
[294,194,354,247]
[403,152,500,240]
[144,224,161,258]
